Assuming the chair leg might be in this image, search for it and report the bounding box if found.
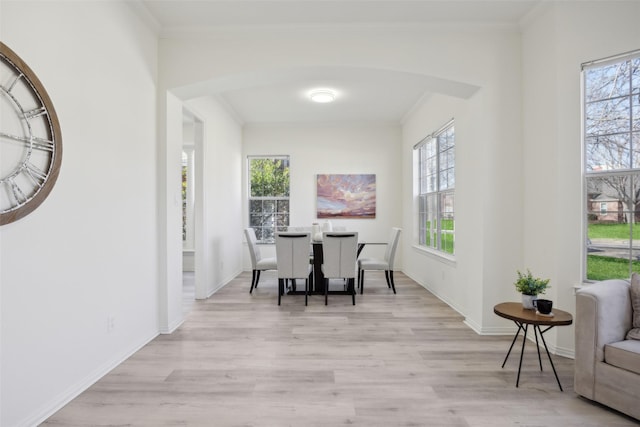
[305,278,308,306]
[325,278,329,305]
[389,270,396,294]
[250,270,257,293]
[357,267,361,288]
[360,270,365,294]
[278,278,283,305]
[384,270,391,288]
[255,270,262,288]
[350,278,356,305]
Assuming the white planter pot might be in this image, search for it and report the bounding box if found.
[522,294,537,310]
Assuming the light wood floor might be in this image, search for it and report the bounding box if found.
[43,272,638,426]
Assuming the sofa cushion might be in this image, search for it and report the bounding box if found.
[604,340,640,375]
[627,273,640,340]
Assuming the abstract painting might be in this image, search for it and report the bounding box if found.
[316,174,376,218]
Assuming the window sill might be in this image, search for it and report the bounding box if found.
[412,244,457,266]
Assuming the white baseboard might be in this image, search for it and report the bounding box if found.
[27,330,158,427]
[160,317,184,334]
[206,268,244,298]
[403,270,466,317]
[23,268,244,426]
[402,270,574,359]
[553,345,575,359]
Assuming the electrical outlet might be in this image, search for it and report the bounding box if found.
[107,315,116,333]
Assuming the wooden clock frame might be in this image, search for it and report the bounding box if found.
[0,42,62,225]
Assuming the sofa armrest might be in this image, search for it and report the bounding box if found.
[575,279,631,398]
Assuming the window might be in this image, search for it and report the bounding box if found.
[600,202,608,215]
[182,149,195,249]
[583,50,640,281]
[416,120,455,255]
[182,151,188,242]
[248,156,290,243]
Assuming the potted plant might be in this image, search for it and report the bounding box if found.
[515,269,550,309]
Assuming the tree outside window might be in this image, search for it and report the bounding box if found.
[248,156,290,243]
[583,52,640,281]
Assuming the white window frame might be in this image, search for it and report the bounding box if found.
[582,49,640,281]
[415,120,455,256]
[248,155,290,243]
[182,148,195,250]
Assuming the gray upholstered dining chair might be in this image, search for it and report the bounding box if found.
[244,227,277,294]
[357,227,402,294]
[321,232,358,305]
[275,232,312,305]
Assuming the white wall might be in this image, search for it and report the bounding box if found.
[185,96,244,297]
[0,2,158,425]
[402,93,485,323]
[401,31,523,333]
[521,1,640,356]
[241,123,402,266]
[158,91,185,333]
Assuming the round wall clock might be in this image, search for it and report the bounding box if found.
[0,42,62,225]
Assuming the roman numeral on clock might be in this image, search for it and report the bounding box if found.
[0,132,54,152]
[24,162,48,187]
[4,72,24,93]
[24,106,47,119]
[7,178,27,206]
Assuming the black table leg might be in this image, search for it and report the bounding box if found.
[502,322,524,368]
[501,321,564,391]
[533,325,543,371]
[516,323,528,387]
[537,325,563,391]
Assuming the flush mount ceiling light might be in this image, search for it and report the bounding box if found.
[309,89,336,103]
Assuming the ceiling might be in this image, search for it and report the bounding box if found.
[140,0,540,124]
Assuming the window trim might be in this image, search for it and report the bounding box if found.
[581,49,640,282]
[182,148,195,250]
[247,155,290,244]
[415,119,455,256]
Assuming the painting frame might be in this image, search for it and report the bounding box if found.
[316,174,376,219]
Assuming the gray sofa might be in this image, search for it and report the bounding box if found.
[575,279,640,420]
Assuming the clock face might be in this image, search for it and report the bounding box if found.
[0,42,62,225]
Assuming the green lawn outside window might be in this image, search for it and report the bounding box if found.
[424,219,454,254]
[587,223,640,280]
